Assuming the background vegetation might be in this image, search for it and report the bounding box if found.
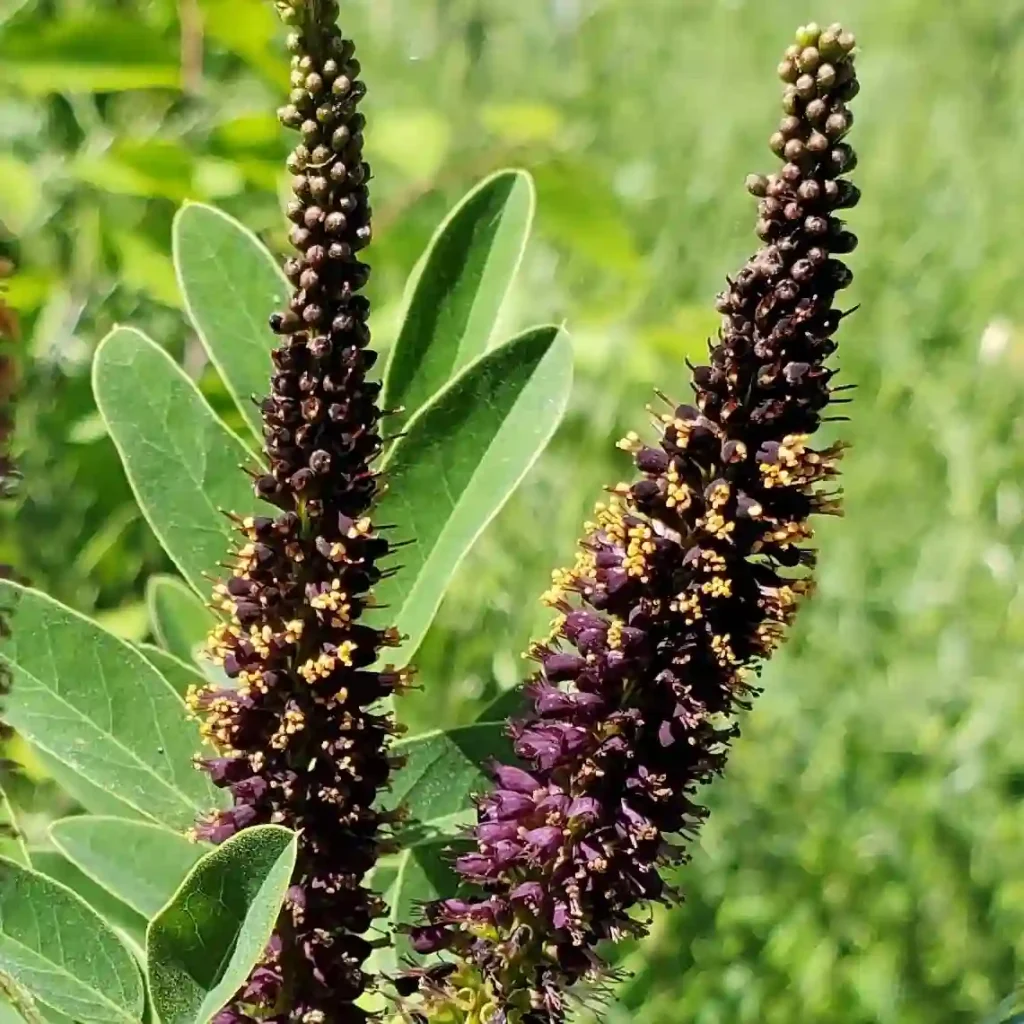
[2,0,1024,1020]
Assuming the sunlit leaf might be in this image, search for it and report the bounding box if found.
[50,816,207,920]
[0,581,225,830]
[173,202,287,439]
[373,325,573,664]
[146,826,297,1024]
[0,856,144,1023]
[382,169,536,420]
[92,326,259,597]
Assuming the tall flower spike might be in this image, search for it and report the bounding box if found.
[405,22,860,1023]
[188,2,410,1021]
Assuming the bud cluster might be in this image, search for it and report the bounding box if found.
[187,3,409,1022]
[404,23,860,1024]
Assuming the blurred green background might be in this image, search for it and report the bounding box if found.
[3,0,1024,1020]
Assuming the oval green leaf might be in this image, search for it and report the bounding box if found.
[0,580,226,830]
[370,840,463,977]
[50,817,207,920]
[138,644,207,699]
[93,327,259,597]
[373,325,572,665]
[386,723,511,847]
[381,169,535,420]
[0,856,144,1023]
[146,575,214,667]
[146,825,297,1024]
[27,850,147,955]
[173,203,288,440]
[31,747,145,823]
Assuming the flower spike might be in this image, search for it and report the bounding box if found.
[405,22,861,1023]
[189,2,410,1021]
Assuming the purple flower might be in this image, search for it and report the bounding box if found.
[403,21,862,1022]
[187,2,409,1020]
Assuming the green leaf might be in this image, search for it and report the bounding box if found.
[0,15,179,94]
[0,580,226,831]
[173,203,288,439]
[0,784,27,869]
[146,825,297,1024]
[137,645,206,700]
[31,748,144,823]
[0,970,53,1024]
[0,156,42,235]
[50,817,207,920]
[373,325,573,664]
[27,850,146,953]
[92,327,259,597]
[0,856,144,1023]
[146,575,214,667]
[386,723,511,847]
[382,170,535,420]
[371,841,462,975]
[477,686,523,725]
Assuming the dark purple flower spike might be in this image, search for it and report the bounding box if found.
[188,1,411,1020]
[406,21,861,1023]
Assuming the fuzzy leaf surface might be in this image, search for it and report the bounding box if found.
[382,169,535,420]
[374,325,572,664]
[146,825,296,1024]
[0,581,225,830]
[0,856,144,1023]
[93,326,258,597]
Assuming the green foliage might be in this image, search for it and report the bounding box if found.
[0,15,180,93]
[386,721,513,847]
[4,2,1024,1021]
[137,644,206,699]
[26,849,147,953]
[145,825,297,1024]
[0,856,144,1023]
[0,580,224,829]
[49,817,207,919]
[381,169,535,420]
[173,203,287,440]
[373,324,572,664]
[0,166,573,1020]
[0,784,27,869]
[145,575,213,668]
[93,328,259,597]
[374,840,461,973]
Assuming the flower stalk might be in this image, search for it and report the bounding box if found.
[188,2,410,1020]
[404,22,861,1023]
